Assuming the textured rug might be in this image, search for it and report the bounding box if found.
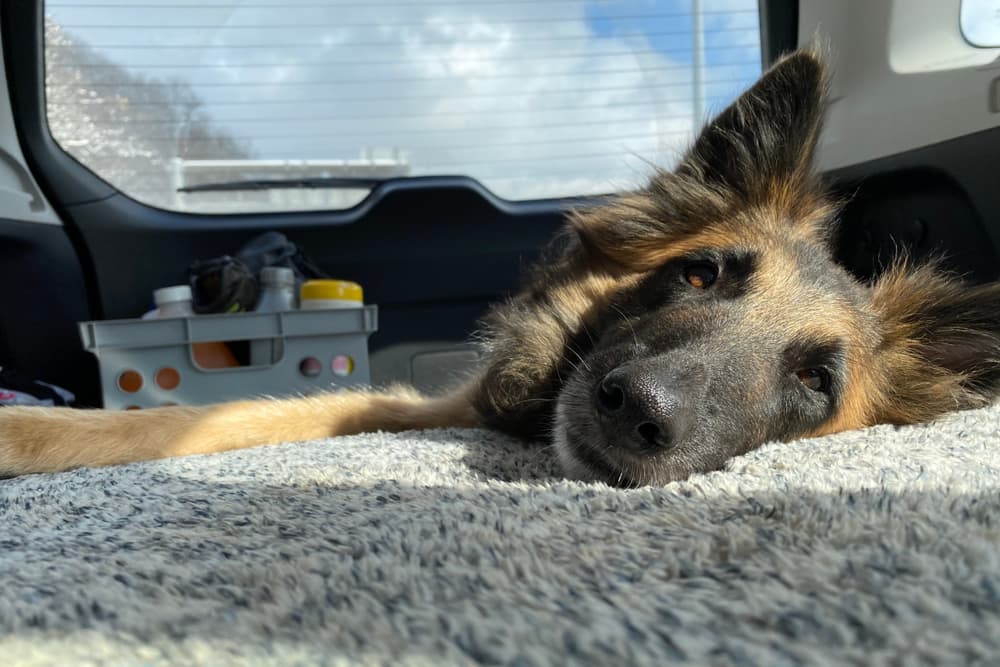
[2,404,1000,666]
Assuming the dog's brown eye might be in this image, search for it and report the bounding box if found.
[684,263,718,289]
[796,368,830,392]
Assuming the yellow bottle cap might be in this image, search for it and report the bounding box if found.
[300,279,363,303]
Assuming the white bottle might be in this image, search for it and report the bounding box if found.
[153,285,197,318]
[250,267,296,365]
[141,285,196,319]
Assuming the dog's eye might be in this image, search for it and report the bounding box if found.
[796,368,830,392]
[683,263,718,289]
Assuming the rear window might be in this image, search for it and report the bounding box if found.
[44,1,762,214]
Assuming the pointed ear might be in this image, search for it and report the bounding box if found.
[678,49,828,206]
[571,50,831,271]
[871,261,1000,421]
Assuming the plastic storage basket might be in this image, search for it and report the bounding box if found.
[79,306,377,409]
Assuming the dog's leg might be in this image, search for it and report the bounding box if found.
[0,385,477,476]
[473,267,632,437]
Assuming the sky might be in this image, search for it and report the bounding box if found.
[44,0,761,210]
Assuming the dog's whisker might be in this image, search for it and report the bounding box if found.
[580,320,597,348]
[565,343,592,373]
[558,355,587,382]
[559,355,582,376]
[610,303,641,354]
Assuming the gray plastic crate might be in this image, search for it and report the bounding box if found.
[79,306,377,409]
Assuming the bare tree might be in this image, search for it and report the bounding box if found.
[44,19,253,209]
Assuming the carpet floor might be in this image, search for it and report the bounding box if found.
[3,405,1000,665]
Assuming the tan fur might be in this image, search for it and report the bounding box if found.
[0,385,477,474]
[865,261,993,424]
[577,200,839,275]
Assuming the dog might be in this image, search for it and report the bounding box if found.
[2,49,999,484]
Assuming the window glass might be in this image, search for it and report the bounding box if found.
[44,0,761,213]
[961,0,1000,48]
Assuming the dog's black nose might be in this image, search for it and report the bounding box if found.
[595,366,696,453]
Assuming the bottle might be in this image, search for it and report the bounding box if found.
[250,267,296,366]
[256,267,297,311]
[299,279,364,310]
[154,285,197,318]
[148,285,239,369]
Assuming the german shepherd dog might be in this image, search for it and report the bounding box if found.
[2,50,999,484]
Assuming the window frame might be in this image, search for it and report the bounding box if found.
[8,1,622,221]
[14,1,778,220]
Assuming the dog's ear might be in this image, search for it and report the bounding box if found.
[676,49,827,209]
[870,261,1000,422]
[572,50,830,271]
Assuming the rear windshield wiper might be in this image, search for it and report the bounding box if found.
[177,176,391,193]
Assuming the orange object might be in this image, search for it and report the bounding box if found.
[192,342,239,369]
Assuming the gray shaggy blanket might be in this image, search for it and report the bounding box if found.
[2,404,1000,666]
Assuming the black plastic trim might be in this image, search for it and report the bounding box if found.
[825,125,1000,284]
[0,216,100,406]
[758,0,799,67]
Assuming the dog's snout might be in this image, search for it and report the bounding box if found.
[595,365,699,453]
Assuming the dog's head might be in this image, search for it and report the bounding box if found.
[554,50,1000,486]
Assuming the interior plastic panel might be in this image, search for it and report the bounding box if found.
[827,126,1000,285]
[60,179,566,323]
[0,217,100,405]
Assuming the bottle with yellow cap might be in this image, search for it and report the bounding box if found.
[299,279,364,310]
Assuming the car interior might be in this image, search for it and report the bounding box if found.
[3,0,1000,663]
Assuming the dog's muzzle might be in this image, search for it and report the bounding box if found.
[593,360,704,455]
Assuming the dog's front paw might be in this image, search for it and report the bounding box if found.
[472,359,558,439]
